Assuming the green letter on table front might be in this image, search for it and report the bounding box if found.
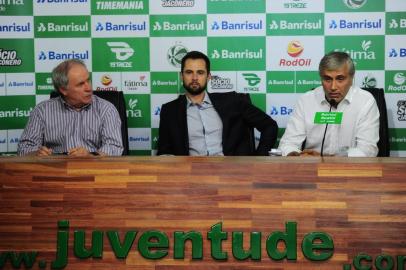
[138,231,169,259]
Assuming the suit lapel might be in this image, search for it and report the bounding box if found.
[177,95,189,153]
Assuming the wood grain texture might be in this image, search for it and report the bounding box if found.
[0,156,405,269]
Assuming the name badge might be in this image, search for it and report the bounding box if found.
[314,112,343,124]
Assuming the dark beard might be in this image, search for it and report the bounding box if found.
[183,81,207,96]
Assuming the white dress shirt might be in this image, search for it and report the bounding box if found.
[278,86,380,157]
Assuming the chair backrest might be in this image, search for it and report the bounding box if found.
[50,90,129,155]
[361,88,390,157]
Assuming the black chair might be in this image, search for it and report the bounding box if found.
[50,90,129,155]
[361,88,390,157]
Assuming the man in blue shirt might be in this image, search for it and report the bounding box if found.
[158,51,278,156]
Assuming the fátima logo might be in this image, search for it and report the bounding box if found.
[335,40,376,61]
[124,75,148,91]
[127,98,142,118]
[167,44,188,68]
[343,0,367,9]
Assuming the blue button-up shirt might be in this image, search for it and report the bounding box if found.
[186,93,224,156]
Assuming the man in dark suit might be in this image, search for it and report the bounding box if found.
[157,51,278,156]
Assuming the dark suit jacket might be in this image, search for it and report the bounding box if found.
[157,91,278,156]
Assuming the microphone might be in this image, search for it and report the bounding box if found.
[320,98,338,156]
[327,98,338,108]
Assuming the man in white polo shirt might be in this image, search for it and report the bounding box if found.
[279,51,379,157]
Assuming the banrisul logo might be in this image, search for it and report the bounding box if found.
[125,94,150,127]
[167,44,188,68]
[211,19,263,31]
[92,0,146,15]
[325,13,385,35]
[38,49,89,61]
[94,20,146,32]
[386,71,406,93]
[208,14,265,36]
[34,16,90,38]
[267,13,323,36]
[386,12,406,35]
[208,37,265,71]
[92,38,149,71]
[328,18,382,30]
[388,48,406,58]
[325,36,384,70]
[0,21,30,33]
[151,72,179,94]
[0,96,34,129]
[150,15,206,37]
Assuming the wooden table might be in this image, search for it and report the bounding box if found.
[0,156,405,269]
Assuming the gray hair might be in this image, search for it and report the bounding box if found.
[319,51,355,77]
[52,59,87,93]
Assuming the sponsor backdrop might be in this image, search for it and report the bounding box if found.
[0,0,405,156]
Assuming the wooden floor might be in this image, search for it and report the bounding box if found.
[0,156,405,269]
